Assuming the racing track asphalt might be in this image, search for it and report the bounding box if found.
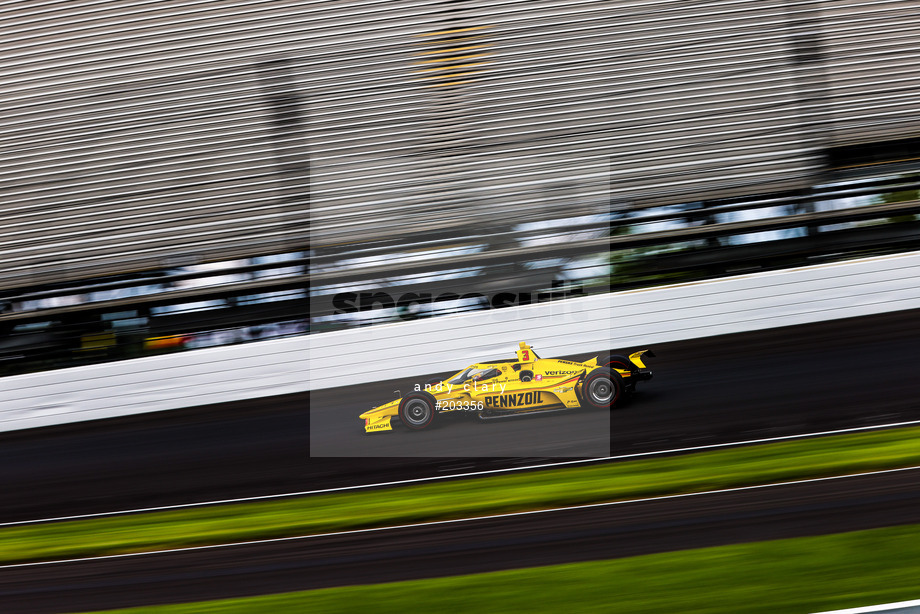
[1,467,918,613]
[1,308,919,522]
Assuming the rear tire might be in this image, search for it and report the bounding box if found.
[398,391,437,430]
[581,367,624,409]
[599,354,635,374]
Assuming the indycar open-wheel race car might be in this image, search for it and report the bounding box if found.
[360,342,654,433]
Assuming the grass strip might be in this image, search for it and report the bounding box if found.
[4,426,920,566]
[81,523,920,613]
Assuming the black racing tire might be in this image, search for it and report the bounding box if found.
[581,367,624,410]
[398,391,438,431]
[599,354,635,374]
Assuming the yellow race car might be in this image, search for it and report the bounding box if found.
[360,342,653,433]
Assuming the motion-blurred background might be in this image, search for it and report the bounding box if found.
[2,0,919,374]
[3,3,920,613]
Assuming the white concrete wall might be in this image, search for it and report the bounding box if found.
[813,599,920,613]
[310,250,920,388]
[3,250,920,432]
[0,336,307,433]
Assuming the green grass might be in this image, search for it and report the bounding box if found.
[81,524,920,613]
[4,426,920,566]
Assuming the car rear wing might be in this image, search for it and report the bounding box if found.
[628,349,656,370]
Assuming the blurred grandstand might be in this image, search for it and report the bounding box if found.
[2,0,919,375]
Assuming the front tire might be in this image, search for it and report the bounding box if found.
[581,367,624,409]
[398,391,438,430]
